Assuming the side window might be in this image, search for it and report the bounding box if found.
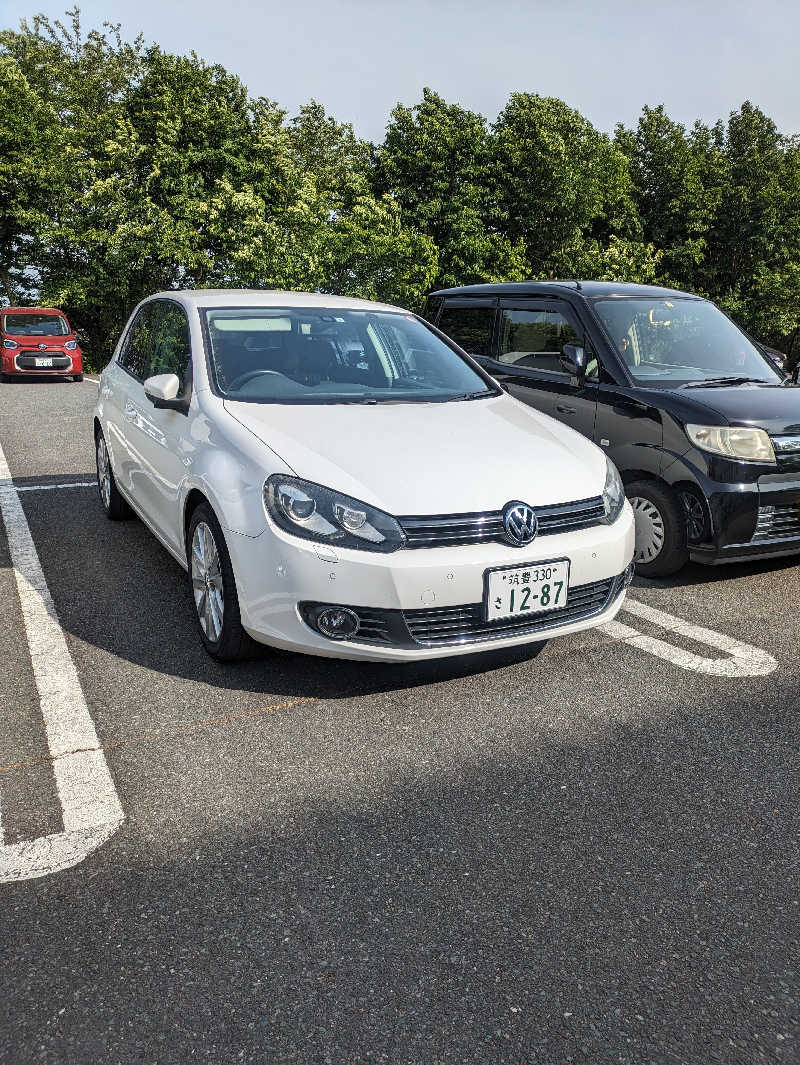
[150,302,191,389]
[438,303,495,356]
[118,304,157,380]
[498,306,580,374]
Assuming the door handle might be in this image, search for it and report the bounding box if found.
[556,404,577,415]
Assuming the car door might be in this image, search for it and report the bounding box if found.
[106,301,159,500]
[476,300,598,441]
[121,299,194,555]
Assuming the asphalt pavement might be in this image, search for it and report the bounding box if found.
[0,377,797,1064]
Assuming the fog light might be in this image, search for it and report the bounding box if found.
[316,606,360,640]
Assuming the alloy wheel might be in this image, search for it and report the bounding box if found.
[630,495,666,564]
[96,436,112,511]
[191,521,224,642]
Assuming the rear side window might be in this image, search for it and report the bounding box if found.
[438,304,495,356]
[118,304,158,380]
[498,307,580,372]
[422,295,443,325]
[150,302,191,388]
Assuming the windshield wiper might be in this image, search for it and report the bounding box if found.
[680,376,771,388]
[449,390,494,401]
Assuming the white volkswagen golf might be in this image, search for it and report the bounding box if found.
[94,291,634,662]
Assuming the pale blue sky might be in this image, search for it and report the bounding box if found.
[4,0,799,140]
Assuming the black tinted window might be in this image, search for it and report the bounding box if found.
[150,302,191,388]
[498,307,580,373]
[438,304,495,356]
[118,304,157,380]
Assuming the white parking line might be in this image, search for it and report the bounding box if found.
[16,481,95,492]
[83,376,100,384]
[603,597,777,677]
[0,440,123,882]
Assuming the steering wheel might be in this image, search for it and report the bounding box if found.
[226,369,284,391]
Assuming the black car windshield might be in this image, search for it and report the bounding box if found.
[593,297,781,386]
[3,313,69,336]
[202,307,496,404]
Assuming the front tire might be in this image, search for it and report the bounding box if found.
[627,479,689,577]
[187,503,255,661]
[96,430,133,520]
[72,373,84,382]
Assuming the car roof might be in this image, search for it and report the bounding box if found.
[146,289,408,314]
[2,306,68,314]
[429,280,700,300]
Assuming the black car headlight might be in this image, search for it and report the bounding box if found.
[601,459,626,525]
[264,475,406,553]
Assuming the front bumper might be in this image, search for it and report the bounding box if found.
[686,474,800,565]
[3,352,80,375]
[225,505,635,661]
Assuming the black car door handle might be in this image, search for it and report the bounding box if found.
[556,404,577,415]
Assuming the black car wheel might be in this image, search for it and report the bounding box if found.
[627,479,689,577]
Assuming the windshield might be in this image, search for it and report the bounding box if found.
[2,313,69,336]
[593,297,781,386]
[202,307,496,404]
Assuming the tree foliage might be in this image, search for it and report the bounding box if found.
[2,9,800,366]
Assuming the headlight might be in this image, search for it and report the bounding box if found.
[65,340,78,350]
[686,425,776,464]
[264,475,406,553]
[2,339,18,349]
[601,458,626,524]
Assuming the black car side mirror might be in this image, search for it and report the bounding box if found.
[560,343,586,379]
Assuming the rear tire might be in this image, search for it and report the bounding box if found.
[95,429,133,520]
[627,479,689,577]
[187,502,256,662]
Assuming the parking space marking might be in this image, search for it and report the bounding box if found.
[15,481,95,492]
[0,440,123,882]
[603,597,777,677]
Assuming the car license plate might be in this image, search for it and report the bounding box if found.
[35,357,53,367]
[485,559,570,622]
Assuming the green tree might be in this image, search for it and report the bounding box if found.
[377,88,526,289]
[615,105,723,288]
[492,93,648,279]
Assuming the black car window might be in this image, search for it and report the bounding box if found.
[498,307,581,374]
[438,304,495,356]
[150,302,192,389]
[118,304,157,380]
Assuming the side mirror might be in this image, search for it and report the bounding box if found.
[560,343,586,379]
[144,373,182,409]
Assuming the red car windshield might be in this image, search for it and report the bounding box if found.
[3,313,69,336]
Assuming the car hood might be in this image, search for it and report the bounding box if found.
[661,382,800,436]
[223,394,606,514]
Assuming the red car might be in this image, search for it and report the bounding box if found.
[1,307,83,382]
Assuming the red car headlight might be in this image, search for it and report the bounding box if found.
[3,339,18,349]
[65,340,78,350]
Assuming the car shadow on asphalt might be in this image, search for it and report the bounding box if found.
[12,479,547,701]
[633,551,800,591]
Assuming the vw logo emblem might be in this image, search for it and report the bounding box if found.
[38,343,47,350]
[502,501,538,546]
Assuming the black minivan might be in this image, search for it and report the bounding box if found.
[425,281,800,576]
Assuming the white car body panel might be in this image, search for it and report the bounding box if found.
[96,289,635,662]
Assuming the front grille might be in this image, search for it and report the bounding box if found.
[15,355,71,370]
[399,496,606,548]
[404,575,618,645]
[751,503,800,542]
